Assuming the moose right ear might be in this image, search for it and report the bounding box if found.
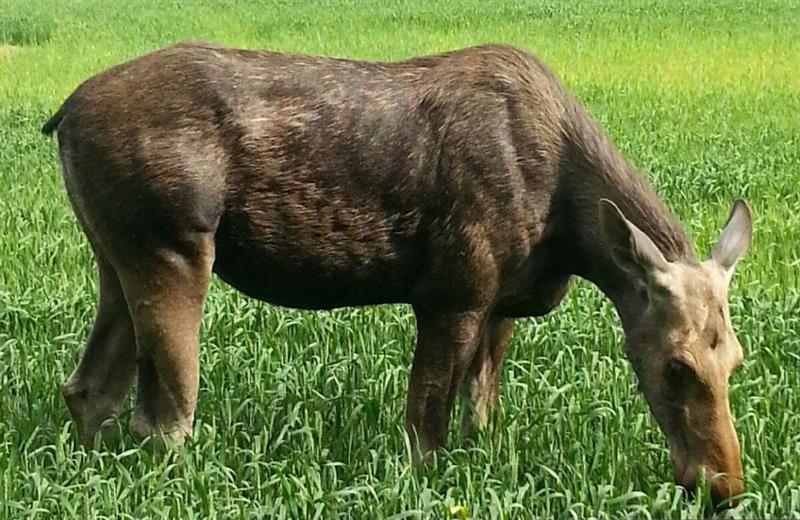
[598,199,670,281]
[710,199,752,282]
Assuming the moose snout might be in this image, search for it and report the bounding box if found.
[709,473,744,508]
[670,406,744,508]
[677,465,744,508]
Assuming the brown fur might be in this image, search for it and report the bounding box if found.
[43,42,751,506]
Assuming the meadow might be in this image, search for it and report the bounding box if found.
[1,0,799,517]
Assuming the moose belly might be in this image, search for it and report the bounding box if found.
[212,210,422,310]
[496,275,572,317]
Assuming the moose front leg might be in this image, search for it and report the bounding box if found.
[405,308,484,456]
[461,316,514,438]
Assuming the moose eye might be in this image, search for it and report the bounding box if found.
[665,359,694,384]
[710,330,720,350]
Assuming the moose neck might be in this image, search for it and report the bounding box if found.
[557,107,696,331]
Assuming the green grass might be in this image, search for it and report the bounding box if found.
[1,0,799,517]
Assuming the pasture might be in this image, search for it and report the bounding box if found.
[1,0,798,517]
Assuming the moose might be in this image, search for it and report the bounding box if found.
[43,42,752,506]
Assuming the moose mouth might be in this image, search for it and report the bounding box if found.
[672,452,744,508]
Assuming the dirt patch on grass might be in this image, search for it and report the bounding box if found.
[0,44,23,59]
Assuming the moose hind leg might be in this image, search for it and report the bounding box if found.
[461,317,514,438]
[120,235,214,447]
[405,309,484,456]
[62,257,137,446]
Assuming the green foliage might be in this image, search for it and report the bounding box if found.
[1,0,798,518]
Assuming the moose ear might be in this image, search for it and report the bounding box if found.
[598,198,669,280]
[711,199,752,279]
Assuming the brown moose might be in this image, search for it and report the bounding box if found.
[42,42,752,506]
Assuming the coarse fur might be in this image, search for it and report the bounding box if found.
[43,42,752,507]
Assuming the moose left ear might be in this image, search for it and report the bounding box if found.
[711,199,752,279]
[598,198,670,281]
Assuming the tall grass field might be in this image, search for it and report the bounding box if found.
[1,1,799,518]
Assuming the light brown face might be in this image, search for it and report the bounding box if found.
[626,261,745,505]
[599,199,752,507]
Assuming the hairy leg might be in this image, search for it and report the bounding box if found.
[119,235,214,447]
[62,257,137,446]
[405,308,485,455]
[461,316,514,438]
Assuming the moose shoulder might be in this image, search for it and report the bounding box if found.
[43,42,752,507]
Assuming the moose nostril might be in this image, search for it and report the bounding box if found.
[679,479,697,500]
